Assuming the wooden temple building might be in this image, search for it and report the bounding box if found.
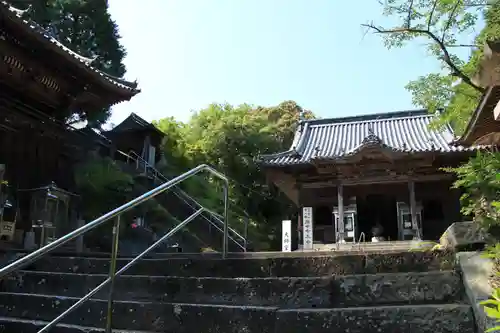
[106,113,164,166]
[0,2,140,244]
[461,40,500,146]
[258,110,480,246]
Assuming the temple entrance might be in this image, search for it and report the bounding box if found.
[357,194,398,241]
[313,206,335,243]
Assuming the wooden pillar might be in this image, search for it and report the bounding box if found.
[408,180,419,239]
[337,184,344,242]
[297,211,302,246]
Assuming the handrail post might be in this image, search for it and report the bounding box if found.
[222,182,229,258]
[105,215,121,333]
[243,215,248,252]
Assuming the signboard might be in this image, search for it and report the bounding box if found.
[302,207,313,250]
[281,220,292,252]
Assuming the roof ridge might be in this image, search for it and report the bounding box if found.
[304,109,431,126]
[309,114,435,128]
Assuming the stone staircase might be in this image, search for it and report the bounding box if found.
[0,250,476,332]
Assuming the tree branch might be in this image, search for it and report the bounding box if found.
[445,44,479,48]
[406,0,415,28]
[362,23,485,92]
[428,0,439,31]
[442,0,462,42]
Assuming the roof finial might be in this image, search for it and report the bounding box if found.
[367,124,375,136]
[314,146,321,154]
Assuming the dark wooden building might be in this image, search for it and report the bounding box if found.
[105,113,164,166]
[0,2,140,191]
[0,2,140,239]
[258,110,478,246]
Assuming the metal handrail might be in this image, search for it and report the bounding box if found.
[358,232,366,251]
[0,164,230,277]
[47,208,204,333]
[0,165,230,333]
[119,150,247,249]
[123,150,246,244]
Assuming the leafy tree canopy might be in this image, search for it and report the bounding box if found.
[366,0,500,133]
[153,101,314,250]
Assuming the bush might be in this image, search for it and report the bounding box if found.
[445,151,500,231]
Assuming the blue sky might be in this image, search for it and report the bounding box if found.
[106,0,465,126]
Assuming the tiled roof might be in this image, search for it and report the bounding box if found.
[107,113,164,136]
[258,109,478,166]
[1,2,140,95]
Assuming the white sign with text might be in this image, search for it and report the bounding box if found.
[282,220,292,252]
[302,207,313,250]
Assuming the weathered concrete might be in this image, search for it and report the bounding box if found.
[0,317,146,333]
[1,270,463,307]
[0,293,476,333]
[458,251,498,333]
[276,304,475,333]
[0,293,277,333]
[333,270,464,307]
[440,221,490,251]
[26,251,455,277]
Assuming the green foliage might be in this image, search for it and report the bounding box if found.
[153,101,314,250]
[7,0,128,127]
[481,288,500,332]
[74,154,135,220]
[484,243,500,259]
[370,0,500,133]
[482,244,500,332]
[445,151,500,229]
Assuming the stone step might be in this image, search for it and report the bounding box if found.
[0,293,474,333]
[0,293,276,332]
[23,251,454,277]
[303,240,433,252]
[0,316,153,333]
[1,270,464,307]
[277,304,475,333]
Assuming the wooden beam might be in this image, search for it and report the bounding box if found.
[301,173,453,188]
[337,184,344,242]
[408,180,419,239]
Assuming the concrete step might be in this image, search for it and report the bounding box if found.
[0,294,474,333]
[1,270,464,307]
[277,304,475,333]
[0,293,276,332]
[303,240,433,252]
[0,316,153,333]
[23,251,454,277]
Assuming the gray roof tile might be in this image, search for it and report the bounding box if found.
[1,2,140,94]
[259,109,478,166]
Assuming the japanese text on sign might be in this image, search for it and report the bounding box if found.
[282,220,291,252]
[302,207,313,250]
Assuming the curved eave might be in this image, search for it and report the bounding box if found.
[458,86,499,146]
[1,2,140,99]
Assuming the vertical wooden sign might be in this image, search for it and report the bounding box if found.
[282,220,291,252]
[302,207,313,250]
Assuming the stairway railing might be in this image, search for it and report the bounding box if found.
[117,150,247,251]
[0,164,230,333]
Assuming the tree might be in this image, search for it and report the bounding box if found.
[153,101,315,250]
[365,0,500,133]
[8,0,128,127]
